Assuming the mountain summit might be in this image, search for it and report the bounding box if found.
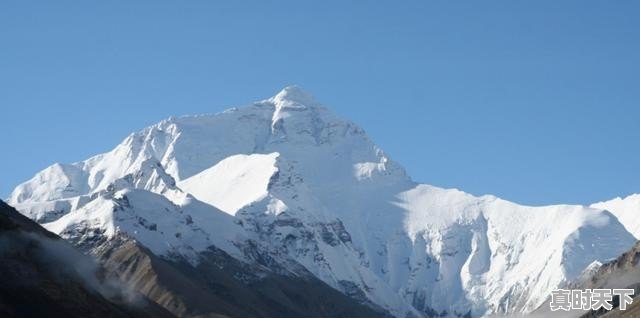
[271,85,320,107]
[8,87,639,317]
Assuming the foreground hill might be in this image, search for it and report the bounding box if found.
[0,200,173,318]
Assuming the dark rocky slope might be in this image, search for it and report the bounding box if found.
[0,200,173,318]
[576,242,640,318]
[94,235,390,318]
[1,199,388,318]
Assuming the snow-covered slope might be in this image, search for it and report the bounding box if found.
[591,194,640,239]
[44,186,245,261]
[178,152,279,215]
[7,86,638,317]
[394,186,635,315]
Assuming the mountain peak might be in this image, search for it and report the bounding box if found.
[268,86,324,132]
[270,85,319,108]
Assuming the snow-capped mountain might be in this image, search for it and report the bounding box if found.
[8,86,638,317]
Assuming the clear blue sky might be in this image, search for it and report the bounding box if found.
[1,1,639,205]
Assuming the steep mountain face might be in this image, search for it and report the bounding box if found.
[568,242,640,318]
[592,194,640,239]
[7,87,638,317]
[557,195,640,318]
[574,242,640,292]
[0,200,174,318]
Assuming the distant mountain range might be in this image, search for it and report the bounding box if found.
[5,87,640,317]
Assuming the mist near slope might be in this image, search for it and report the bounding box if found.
[0,200,157,313]
[5,231,149,304]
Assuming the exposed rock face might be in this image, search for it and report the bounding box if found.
[94,235,389,318]
[571,242,640,318]
[0,200,174,318]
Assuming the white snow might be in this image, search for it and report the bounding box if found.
[591,194,640,239]
[44,187,244,261]
[390,184,633,315]
[269,86,317,132]
[9,163,88,204]
[178,153,279,215]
